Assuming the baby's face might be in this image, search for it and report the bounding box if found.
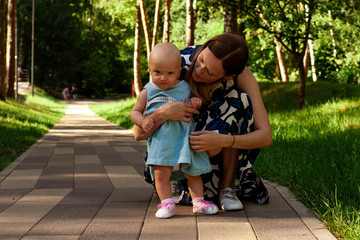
[149,58,181,90]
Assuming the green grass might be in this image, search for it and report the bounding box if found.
[89,97,137,130]
[255,81,360,239]
[0,88,66,171]
[91,81,360,239]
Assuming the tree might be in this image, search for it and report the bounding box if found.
[245,0,316,109]
[152,0,161,48]
[139,0,151,59]
[0,0,6,101]
[256,6,289,82]
[5,0,16,98]
[223,1,237,33]
[134,0,143,96]
[163,0,171,42]
[185,0,196,47]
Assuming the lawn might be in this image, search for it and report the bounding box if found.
[91,81,360,239]
[0,87,67,171]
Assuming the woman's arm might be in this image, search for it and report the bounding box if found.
[133,100,200,141]
[235,67,272,147]
[189,67,272,151]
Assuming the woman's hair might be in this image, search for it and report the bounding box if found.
[186,33,249,104]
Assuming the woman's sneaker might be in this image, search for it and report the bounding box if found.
[192,199,218,214]
[155,199,175,219]
[219,187,243,211]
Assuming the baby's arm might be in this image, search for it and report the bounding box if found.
[189,97,202,109]
[130,89,154,133]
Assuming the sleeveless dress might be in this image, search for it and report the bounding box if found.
[144,81,212,181]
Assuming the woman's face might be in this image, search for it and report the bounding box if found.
[191,47,226,83]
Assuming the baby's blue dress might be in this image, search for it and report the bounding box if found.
[144,81,212,181]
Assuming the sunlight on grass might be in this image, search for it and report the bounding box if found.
[89,97,137,130]
[0,89,66,171]
[256,98,360,239]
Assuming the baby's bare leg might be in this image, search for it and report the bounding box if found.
[183,173,203,199]
[154,165,173,201]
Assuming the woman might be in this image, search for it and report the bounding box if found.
[133,33,272,209]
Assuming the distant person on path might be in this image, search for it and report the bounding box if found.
[131,42,218,219]
[17,66,24,81]
[133,33,272,211]
[70,85,77,100]
[62,88,69,100]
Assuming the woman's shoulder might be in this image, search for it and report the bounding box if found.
[180,45,202,80]
[180,45,201,55]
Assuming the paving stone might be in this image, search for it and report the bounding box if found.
[28,189,112,235]
[75,155,100,164]
[140,195,197,240]
[15,156,49,170]
[98,153,128,165]
[0,188,31,212]
[0,189,71,238]
[104,166,152,189]
[122,152,147,164]
[0,169,43,189]
[113,146,138,153]
[53,148,74,155]
[22,235,80,240]
[108,188,154,202]
[80,201,148,240]
[197,210,256,240]
[35,167,74,188]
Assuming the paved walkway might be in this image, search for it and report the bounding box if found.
[0,101,336,240]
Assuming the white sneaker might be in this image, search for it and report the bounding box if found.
[155,199,175,219]
[219,187,243,211]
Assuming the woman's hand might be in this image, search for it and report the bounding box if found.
[133,99,199,141]
[159,99,199,123]
[189,130,227,152]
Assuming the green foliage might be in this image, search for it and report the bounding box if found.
[0,89,66,171]
[17,0,137,98]
[16,0,360,100]
[89,97,137,130]
[255,81,360,239]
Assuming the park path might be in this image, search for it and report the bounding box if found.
[0,101,336,240]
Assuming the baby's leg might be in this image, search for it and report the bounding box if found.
[183,172,218,215]
[182,173,203,199]
[153,165,172,201]
[154,165,175,219]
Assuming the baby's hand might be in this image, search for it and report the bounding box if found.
[189,97,202,109]
[142,117,155,133]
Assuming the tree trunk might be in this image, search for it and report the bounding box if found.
[238,0,246,38]
[256,5,288,82]
[344,1,358,84]
[185,0,196,47]
[308,39,317,82]
[297,54,306,109]
[275,38,289,82]
[223,1,237,33]
[0,0,6,101]
[328,10,338,72]
[163,0,171,42]
[303,43,310,81]
[152,0,161,48]
[134,0,143,96]
[139,0,151,59]
[6,0,16,98]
